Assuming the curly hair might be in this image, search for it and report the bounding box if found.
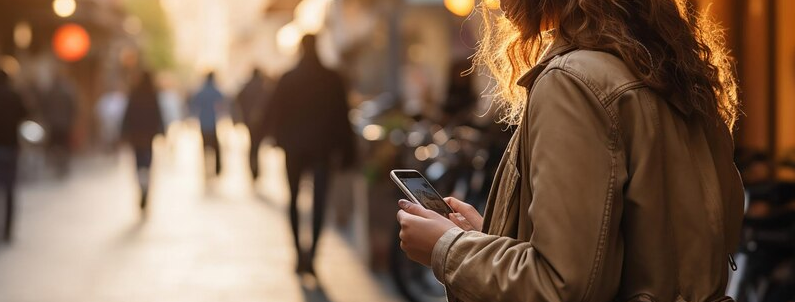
[474,0,739,130]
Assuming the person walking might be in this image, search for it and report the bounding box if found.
[0,70,29,242]
[264,35,356,276]
[122,72,164,211]
[396,1,745,301]
[40,73,76,178]
[190,72,225,176]
[234,68,272,180]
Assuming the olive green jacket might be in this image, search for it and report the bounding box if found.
[431,42,745,302]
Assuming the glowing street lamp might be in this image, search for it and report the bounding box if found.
[444,0,475,17]
[52,23,91,62]
[53,0,77,18]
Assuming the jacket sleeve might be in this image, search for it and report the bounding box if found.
[433,69,624,302]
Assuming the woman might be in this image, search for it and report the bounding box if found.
[396,0,744,301]
[123,72,164,211]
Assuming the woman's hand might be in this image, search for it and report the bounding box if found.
[445,197,484,232]
[396,199,457,267]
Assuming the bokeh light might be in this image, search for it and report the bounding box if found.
[52,23,91,62]
[1,56,20,77]
[444,0,475,17]
[13,22,32,49]
[426,144,440,159]
[20,121,46,144]
[362,124,385,141]
[414,146,429,161]
[52,0,76,18]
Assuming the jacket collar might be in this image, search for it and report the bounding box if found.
[514,39,694,116]
[516,38,577,89]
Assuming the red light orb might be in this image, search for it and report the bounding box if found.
[52,23,91,62]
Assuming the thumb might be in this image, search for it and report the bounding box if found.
[398,199,435,218]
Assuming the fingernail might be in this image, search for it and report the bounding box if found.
[398,199,409,209]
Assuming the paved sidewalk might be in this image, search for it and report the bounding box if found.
[0,126,402,302]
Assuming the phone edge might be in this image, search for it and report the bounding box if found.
[389,169,454,214]
[390,170,423,207]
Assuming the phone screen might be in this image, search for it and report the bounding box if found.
[396,172,453,216]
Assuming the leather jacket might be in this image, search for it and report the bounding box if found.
[431,41,745,302]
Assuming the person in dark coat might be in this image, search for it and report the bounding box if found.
[190,72,225,176]
[234,69,272,179]
[40,73,76,178]
[0,70,29,242]
[122,72,164,211]
[263,35,356,275]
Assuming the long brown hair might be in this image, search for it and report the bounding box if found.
[474,0,739,129]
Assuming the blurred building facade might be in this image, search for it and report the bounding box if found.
[0,0,152,151]
[696,0,795,180]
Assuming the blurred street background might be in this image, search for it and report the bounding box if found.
[0,0,794,301]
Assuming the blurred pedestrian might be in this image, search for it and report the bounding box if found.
[40,73,76,178]
[95,80,127,155]
[122,72,164,210]
[264,35,356,276]
[234,68,272,180]
[190,72,225,176]
[0,70,29,242]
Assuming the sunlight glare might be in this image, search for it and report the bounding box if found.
[277,22,303,55]
[294,0,331,34]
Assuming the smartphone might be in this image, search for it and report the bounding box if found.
[390,169,454,217]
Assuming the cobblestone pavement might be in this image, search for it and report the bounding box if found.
[0,124,403,302]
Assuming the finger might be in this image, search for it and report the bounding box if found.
[449,212,475,231]
[444,197,467,211]
[396,209,410,226]
[398,199,436,219]
[444,197,476,214]
[397,210,425,229]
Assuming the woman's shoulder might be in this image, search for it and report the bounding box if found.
[542,49,646,104]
